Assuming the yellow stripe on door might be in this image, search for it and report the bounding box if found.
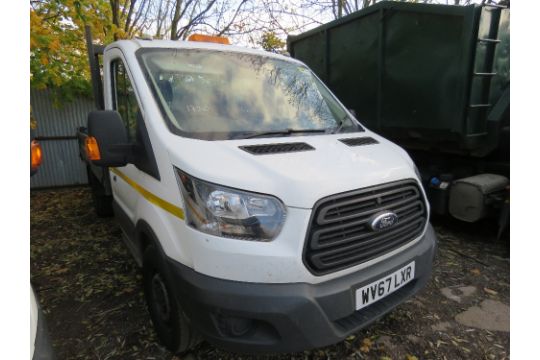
[109,167,185,220]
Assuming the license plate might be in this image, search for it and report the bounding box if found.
[355,262,415,310]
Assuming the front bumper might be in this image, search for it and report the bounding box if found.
[165,224,437,353]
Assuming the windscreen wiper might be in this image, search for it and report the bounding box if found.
[332,115,349,134]
[244,128,328,139]
[331,114,364,134]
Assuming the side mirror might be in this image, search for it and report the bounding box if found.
[86,110,130,167]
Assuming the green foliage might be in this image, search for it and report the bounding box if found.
[30,0,116,103]
[258,31,286,53]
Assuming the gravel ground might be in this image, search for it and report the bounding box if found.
[30,187,510,360]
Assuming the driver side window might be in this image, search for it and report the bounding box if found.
[111,59,139,142]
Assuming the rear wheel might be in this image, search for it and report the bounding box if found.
[86,166,113,217]
[92,192,113,217]
[142,245,201,354]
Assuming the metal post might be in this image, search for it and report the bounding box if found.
[84,26,104,110]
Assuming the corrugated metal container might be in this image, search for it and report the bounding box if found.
[30,89,95,188]
[288,2,510,157]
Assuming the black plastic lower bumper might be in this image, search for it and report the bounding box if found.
[165,224,437,353]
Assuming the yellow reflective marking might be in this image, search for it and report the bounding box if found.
[110,168,185,220]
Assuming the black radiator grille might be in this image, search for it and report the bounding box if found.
[304,180,427,275]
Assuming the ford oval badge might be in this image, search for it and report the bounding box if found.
[369,211,399,231]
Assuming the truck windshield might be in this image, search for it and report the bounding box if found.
[138,48,361,140]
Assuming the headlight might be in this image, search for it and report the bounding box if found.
[176,168,286,241]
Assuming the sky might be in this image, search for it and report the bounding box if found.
[197,0,492,49]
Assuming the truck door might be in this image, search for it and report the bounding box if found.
[106,53,142,222]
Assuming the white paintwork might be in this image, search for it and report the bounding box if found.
[104,48,141,223]
[104,39,429,284]
[30,287,38,359]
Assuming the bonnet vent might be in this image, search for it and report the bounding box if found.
[339,137,379,147]
[240,142,315,155]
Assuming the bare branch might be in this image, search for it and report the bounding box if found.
[217,0,249,36]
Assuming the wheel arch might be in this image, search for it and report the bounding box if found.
[136,219,167,259]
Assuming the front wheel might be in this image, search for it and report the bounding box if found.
[142,245,201,354]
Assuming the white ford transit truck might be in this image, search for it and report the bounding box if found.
[78,28,437,354]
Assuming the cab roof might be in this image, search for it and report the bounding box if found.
[105,39,302,65]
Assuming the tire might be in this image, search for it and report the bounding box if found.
[93,193,114,217]
[86,166,114,217]
[142,245,201,354]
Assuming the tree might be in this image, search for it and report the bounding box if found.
[30,0,112,100]
[109,0,154,39]
[299,0,377,20]
[223,0,330,49]
[31,0,486,103]
[167,0,249,40]
[152,0,172,38]
[258,31,285,53]
[170,0,216,40]
[30,0,154,100]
